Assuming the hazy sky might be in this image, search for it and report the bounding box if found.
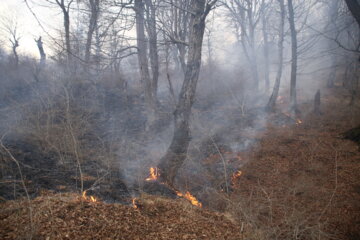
[0,0,60,57]
[0,0,235,63]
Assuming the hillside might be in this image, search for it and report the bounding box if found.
[1,87,359,240]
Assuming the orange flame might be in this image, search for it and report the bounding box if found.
[284,112,302,125]
[145,167,159,181]
[231,170,242,185]
[132,198,138,209]
[176,191,202,208]
[82,190,97,203]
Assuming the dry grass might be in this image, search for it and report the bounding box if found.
[0,192,244,240]
[224,87,360,240]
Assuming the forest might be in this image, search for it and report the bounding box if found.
[0,0,359,239]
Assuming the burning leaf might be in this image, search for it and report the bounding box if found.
[145,167,160,181]
[231,170,242,185]
[82,190,97,203]
[132,198,138,209]
[283,112,302,125]
[176,191,202,208]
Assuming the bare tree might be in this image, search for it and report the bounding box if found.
[262,9,270,92]
[158,0,218,186]
[145,0,159,105]
[135,0,156,125]
[35,36,46,67]
[54,0,74,63]
[325,0,340,88]
[1,17,21,68]
[10,30,20,68]
[266,0,285,111]
[343,0,360,105]
[85,0,100,66]
[157,0,191,74]
[224,0,265,90]
[287,0,298,114]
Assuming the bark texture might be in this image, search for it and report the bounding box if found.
[314,89,321,115]
[287,0,298,113]
[12,39,19,68]
[85,0,100,65]
[56,0,73,63]
[266,0,285,111]
[158,0,215,186]
[35,37,46,67]
[262,13,270,92]
[135,0,158,126]
[135,0,153,108]
[344,0,360,27]
[145,0,159,101]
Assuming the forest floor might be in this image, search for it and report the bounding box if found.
[228,86,360,239]
[0,87,359,240]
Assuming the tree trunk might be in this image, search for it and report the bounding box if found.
[56,0,73,64]
[326,0,339,88]
[85,0,100,65]
[262,13,270,92]
[314,89,321,115]
[267,0,285,112]
[135,0,155,121]
[164,32,176,105]
[145,0,159,103]
[349,61,359,106]
[250,53,260,90]
[158,0,215,186]
[344,0,360,27]
[64,12,71,62]
[287,0,298,114]
[172,0,190,74]
[94,25,101,74]
[12,40,19,68]
[343,0,360,105]
[35,37,46,67]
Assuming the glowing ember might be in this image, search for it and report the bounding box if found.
[231,170,242,185]
[82,190,97,203]
[145,167,201,207]
[176,191,202,208]
[132,198,138,209]
[145,167,160,181]
[284,112,302,125]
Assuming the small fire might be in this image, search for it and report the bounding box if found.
[231,170,242,185]
[132,198,138,209]
[176,191,202,208]
[145,167,160,181]
[82,190,97,203]
[284,112,302,125]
